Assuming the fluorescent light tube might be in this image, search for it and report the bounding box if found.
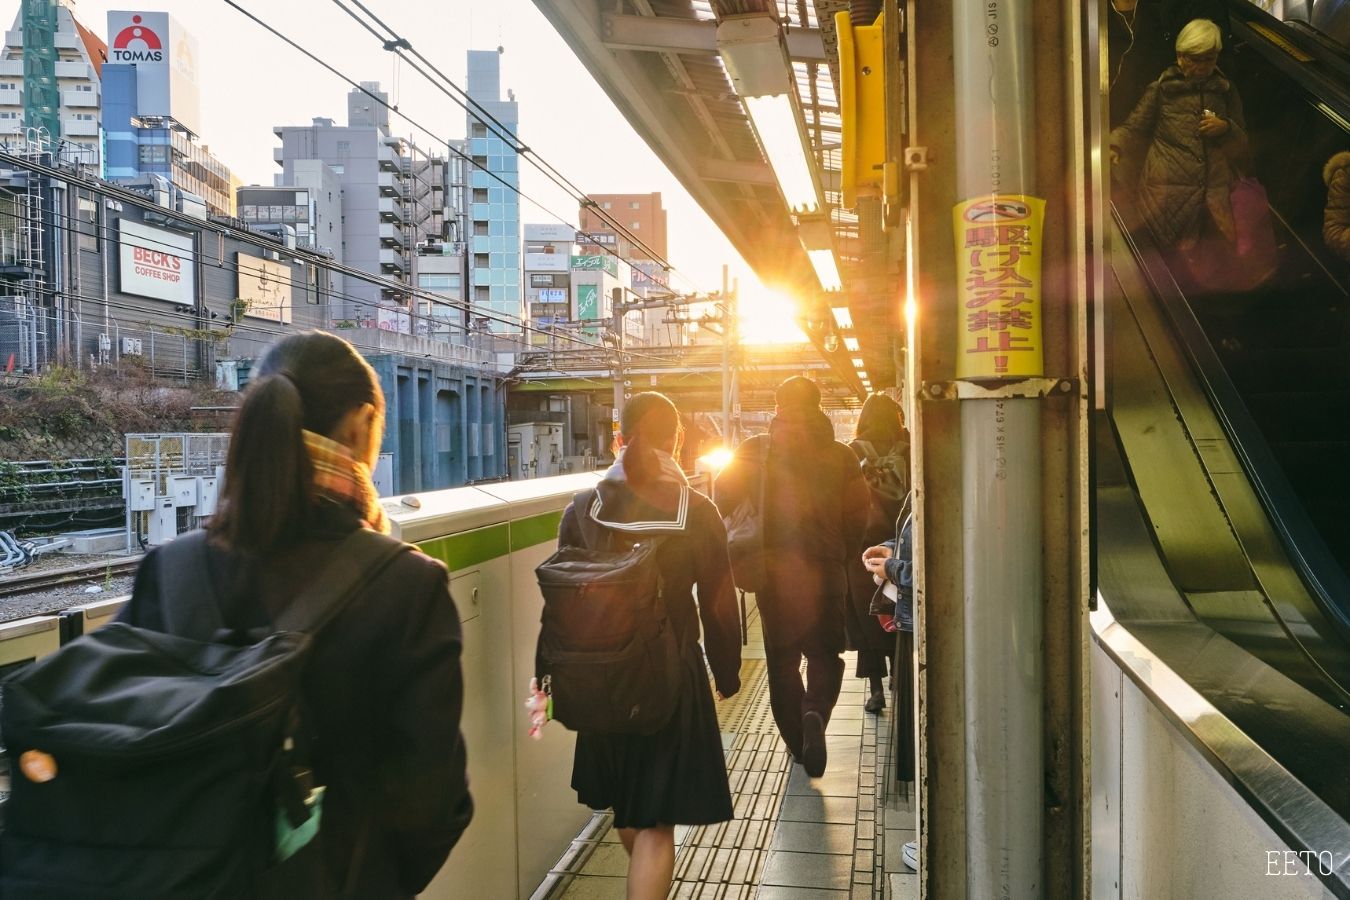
[744,93,821,215]
[851,357,865,367]
[844,337,859,351]
[807,248,842,292]
[831,306,852,329]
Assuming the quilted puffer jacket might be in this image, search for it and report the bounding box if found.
[1323,151,1350,262]
[1111,66,1247,249]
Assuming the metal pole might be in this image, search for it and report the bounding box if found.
[721,263,730,441]
[953,0,1044,896]
[729,277,740,445]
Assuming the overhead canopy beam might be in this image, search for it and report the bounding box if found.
[699,156,843,192]
[601,13,827,62]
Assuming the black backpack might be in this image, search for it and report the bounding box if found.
[855,439,910,506]
[0,528,408,900]
[723,438,769,594]
[534,489,683,735]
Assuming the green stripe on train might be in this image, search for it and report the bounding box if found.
[417,510,564,571]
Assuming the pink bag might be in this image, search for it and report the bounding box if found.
[1228,176,1279,289]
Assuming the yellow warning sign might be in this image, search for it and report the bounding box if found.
[952,194,1047,380]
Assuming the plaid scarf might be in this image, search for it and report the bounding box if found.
[302,429,389,535]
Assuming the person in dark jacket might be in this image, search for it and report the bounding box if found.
[846,394,909,714]
[863,502,917,871]
[1110,18,1248,280]
[1108,0,1232,125]
[555,391,742,900]
[714,377,868,777]
[119,332,473,899]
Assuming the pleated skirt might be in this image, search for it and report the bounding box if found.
[570,644,733,829]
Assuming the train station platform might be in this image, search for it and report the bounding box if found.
[534,601,919,900]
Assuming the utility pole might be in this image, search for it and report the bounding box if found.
[610,287,626,437]
[729,277,740,446]
[721,264,731,441]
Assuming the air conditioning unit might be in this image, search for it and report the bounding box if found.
[121,337,143,356]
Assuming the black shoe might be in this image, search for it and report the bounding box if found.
[801,711,826,777]
[865,689,885,714]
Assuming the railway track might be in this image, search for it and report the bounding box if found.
[0,558,142,601]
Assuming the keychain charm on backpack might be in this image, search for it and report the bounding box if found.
[525,676,552,740]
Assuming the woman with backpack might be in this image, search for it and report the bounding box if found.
[553,391,742,900]
[116,332,473,898]
[846,393,910,713]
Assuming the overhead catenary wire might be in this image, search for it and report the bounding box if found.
[218,0,691,296]
[0,201,655,367]
[325,0,691,286]
[0,150,683,365]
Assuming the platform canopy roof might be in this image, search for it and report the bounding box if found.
[531,0,898,394]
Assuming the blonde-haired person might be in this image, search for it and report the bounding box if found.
[1110,18,1248,281]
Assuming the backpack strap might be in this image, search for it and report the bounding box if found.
[156,530,227,640]
[273,530,410,635]
[158,528,410,639]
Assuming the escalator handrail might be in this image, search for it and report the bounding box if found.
[1111,203,1350,645]
[1225,0,1350,125]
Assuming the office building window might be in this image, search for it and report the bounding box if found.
[630,222,640,230]
[474,253,489,268]
[472,188,488,204]
[474,221,489,236]
[474,286,489,302]
[629,201,640,209]
[471,123,487,138]
[601,201,611,209]
[336,141,351,156]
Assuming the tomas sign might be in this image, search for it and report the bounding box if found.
[107,12,202,135]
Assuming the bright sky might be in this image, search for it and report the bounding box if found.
[48,0,807,341]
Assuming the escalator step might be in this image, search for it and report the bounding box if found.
[1218,347,1346,393]
[1268,441,1350,496]
[1243,392,1350,442]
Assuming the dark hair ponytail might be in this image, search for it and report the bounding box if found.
[211,331,382,554]
[618,392,681,487]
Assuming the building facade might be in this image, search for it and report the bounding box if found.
[100,11,236,215]
[0,0,105,168]
[466,49,521,334]
[273,84,461,333]
[577,192,668,263]
[0,154,505,491]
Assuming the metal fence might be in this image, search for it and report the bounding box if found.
[0,306,210,383]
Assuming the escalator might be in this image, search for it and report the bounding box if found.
[1102,202,1350,895]
[1097,5,1350,890]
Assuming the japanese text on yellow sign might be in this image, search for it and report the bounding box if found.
[953,194,1046,379]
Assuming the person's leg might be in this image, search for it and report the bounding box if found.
[802,651,845,723]
[625,825,676,900]
[758,588,809,757]
[617,827,636,855]
[763,637,807,757]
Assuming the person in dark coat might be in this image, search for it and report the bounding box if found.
[846,394,909,714]
[1110,18,1248,280]
[714,377,868,777]
[554,391,742,900]
[119,332,473,899]
[1323,151,1350,262]
[1108,0,1233,125]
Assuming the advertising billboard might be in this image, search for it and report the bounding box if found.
[236,252,293,324]
[523,223,575,242]
[524,252,570,272]
[575,283,600,320]
[108,11,202,135]
[571,254,619,276]
[119,219,194,303]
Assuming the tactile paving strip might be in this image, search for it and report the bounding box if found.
[537,600,903,900]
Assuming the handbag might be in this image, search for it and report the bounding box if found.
[724,438,770,593]
[1228,175,1279,290]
